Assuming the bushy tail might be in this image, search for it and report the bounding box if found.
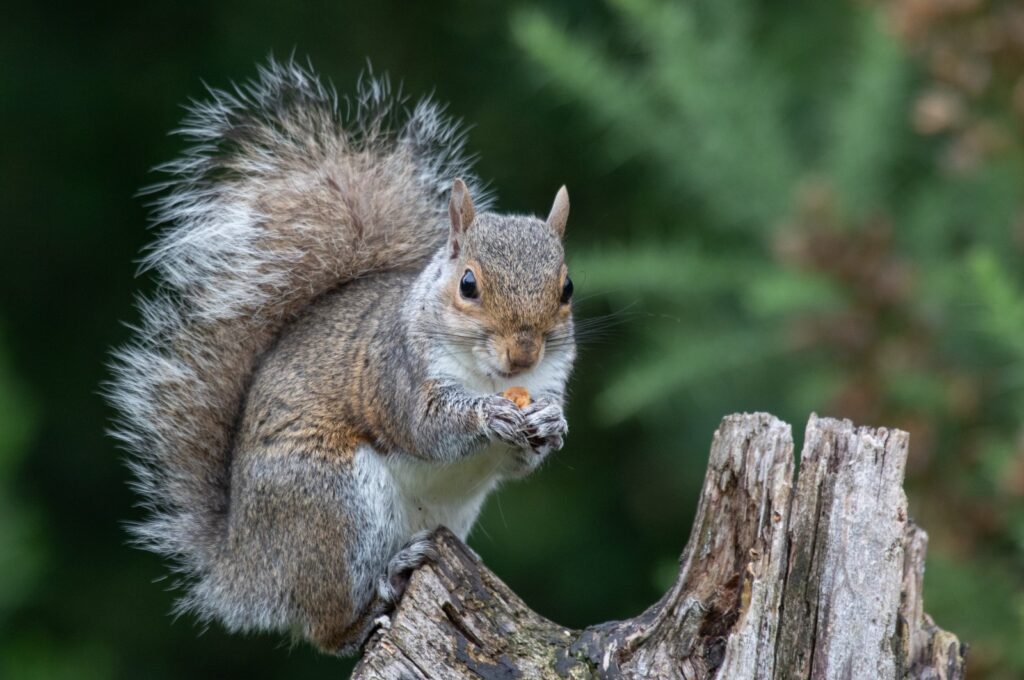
[106,59,490,615]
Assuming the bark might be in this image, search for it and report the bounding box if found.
[353,413,965,679]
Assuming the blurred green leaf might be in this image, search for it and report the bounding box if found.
[825,12,908,220]
[514,0,797,229]
[596,328,780,421]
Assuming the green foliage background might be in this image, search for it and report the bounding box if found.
[2,0,1022,677]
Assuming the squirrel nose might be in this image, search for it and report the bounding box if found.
[508,351,536,371]
[505,337,540,373]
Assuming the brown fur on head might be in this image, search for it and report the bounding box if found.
[445,179,573,378]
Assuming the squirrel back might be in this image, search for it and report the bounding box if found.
[106,59,492,615]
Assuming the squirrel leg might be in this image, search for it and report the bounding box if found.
[312,531,436,655]
[405,382,529,461]
[309,592,393,657]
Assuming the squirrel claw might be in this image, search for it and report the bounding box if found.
[379,530,436,604]
[481,395,530,449]
[523,399,568,456]
[499,400,567,477]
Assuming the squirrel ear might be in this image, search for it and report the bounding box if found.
[546,186,570,237]
[448,178,475,258]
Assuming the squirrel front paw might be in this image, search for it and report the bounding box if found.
[480,395,530,449]
[503,399,567,477]
[523,399,568,457]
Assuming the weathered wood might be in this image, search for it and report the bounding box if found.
[353,413,964,679]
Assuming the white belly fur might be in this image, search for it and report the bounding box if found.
[353,442,508,547]
[388,444,507,539]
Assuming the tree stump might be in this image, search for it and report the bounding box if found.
[353,413,965,679]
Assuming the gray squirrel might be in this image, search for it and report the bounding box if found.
[107,59,575,655]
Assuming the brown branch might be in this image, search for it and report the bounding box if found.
[353,413,965,679]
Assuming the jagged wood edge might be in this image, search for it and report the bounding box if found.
[353,413,965,679]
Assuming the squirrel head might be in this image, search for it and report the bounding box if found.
[436,178,573,380]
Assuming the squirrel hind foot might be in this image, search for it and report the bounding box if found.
[378,530,438,604]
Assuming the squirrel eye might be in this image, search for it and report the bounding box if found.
[560,275,573,304]
[459,269,479,300]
